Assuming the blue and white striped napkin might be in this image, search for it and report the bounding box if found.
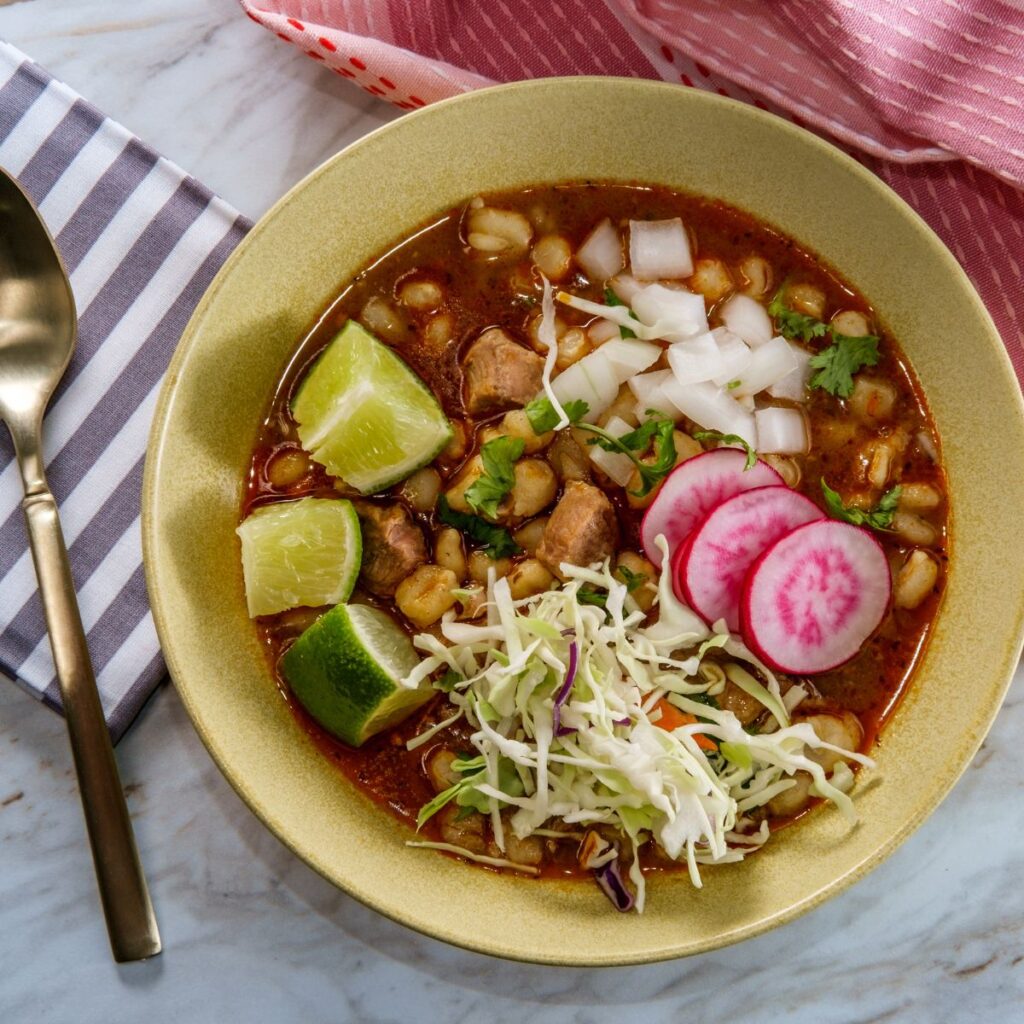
[0,42,251,739]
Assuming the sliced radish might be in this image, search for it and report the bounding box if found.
[577,218,623,282]
[640,448,784,566]
[718,294,773,347]
[601,338,663,382]
[740,520,891,674]
[674,486,824,631]
[629,219,693,280]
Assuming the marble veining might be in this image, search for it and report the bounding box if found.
[0,1,1022,1019]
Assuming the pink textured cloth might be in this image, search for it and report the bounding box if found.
[240,0,1024,385]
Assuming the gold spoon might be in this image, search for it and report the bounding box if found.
[0,169,161,962]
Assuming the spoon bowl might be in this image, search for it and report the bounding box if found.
[0,180,74,414]
[0,168,161,963]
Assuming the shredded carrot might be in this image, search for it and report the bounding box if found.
[652,699,717,751]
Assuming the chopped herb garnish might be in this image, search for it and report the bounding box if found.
[768,287,830,343]
[576,587,609,609]
[523,395,589,434]
[693,430,757,470]
[604,287,638,339]
[436,669,463,692]
[821,478,901,531]
[808,333,881,398]
[688,692,721,710]
[577,414,677,497]
[615,564,647,592]
[437,495,521,559]
[464,435,525,518]
[769,287,880,398]
[727,379,742,390]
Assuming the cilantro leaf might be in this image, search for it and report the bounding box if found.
[693,430,757,470]
[464,435,524,518]
[437,495,521,559]
[576,587,609,608]
[808,333,881,398]
[436,669,463,692]
[577,414,677,497]
[821,478,902,531]
[604,287,638,339]
[523,396,589,434]
[615,564,647,592]
[769,287,880,397]
[688,692,720,710]
[768,287,829,343]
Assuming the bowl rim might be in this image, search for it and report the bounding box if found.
[143,76,1024,965]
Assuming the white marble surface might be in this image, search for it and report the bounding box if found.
[1,1,1023,1019]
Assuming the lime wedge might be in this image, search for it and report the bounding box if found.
[281,603,431,746]
[237,497,361,617]
[292,320,452,494]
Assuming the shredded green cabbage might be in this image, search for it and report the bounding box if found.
[401,537,874,912]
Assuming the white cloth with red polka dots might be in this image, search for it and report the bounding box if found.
[240,0,1024,390]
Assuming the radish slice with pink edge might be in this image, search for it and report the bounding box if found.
[640,448,784,566]
[740,519,891,674]
[674,485,824,631]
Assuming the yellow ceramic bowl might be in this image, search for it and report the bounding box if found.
[143,78,1024,964]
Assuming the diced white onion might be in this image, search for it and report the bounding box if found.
[629,371,679,420]
[576,218,624,282]
[660,378,758,447]
[631,283,708,342]
[587,415,636,486]
[766,341,812,401]
[629,218,694,280]
[634,384,681,422]
[550,349,620,421]
[731,336,799,398]
[719,294,773,348]
[709,327,753,387]
[588,318,621,345]
[537,275,570,429]
[609,273,643,303]
[667,331,724,385]
[601,338,663,382]
[627,369,672,404]
[754,407,809,454]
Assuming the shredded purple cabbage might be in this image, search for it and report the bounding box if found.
[594,859,635,912]
[552,637,579,737]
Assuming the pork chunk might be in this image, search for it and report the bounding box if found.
[536,481,618,578]
[355,502,427,597]
[462,327,544,416]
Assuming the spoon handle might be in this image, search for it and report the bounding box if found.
[21,488,162,962]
